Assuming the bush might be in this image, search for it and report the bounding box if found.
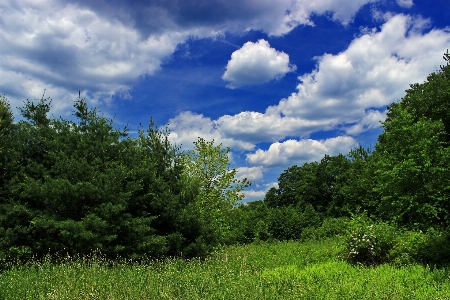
[389,230,426,266]
[418,228,450,267]
[345,219,397,266]
[390,228,450,268]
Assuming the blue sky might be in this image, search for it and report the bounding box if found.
[1,0,449,200]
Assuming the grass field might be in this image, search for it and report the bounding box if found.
[1,237,449,299]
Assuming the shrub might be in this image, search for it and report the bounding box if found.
[345,221,397,266]
[389,230,426,266]
[390,228,450,268]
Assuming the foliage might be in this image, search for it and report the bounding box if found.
[228,201,273,243]
[182,137,251,248]
[183,137,251,207]
[346,223,396,265]
[230,201,322,243]
[264,148,379,223]
[300,217,350,241]
[390,228,450,268]
[0,95,14,205]
[333,147,378,217]
[270,162,319,208]
[266,205,303,241]
[374,56,450,228]
[0,95,246,261]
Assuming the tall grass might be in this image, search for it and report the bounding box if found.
[1,237,449,299]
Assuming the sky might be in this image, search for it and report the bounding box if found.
[1,0,450,201]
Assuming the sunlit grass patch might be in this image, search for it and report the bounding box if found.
[261,261,450,299]
[1,238,449,299]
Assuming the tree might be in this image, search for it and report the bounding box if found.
[274,162,319,208]
[333,146,378,217]
[0,95,14,202]
[264,187,279,207]
[0,95,215,260]
[183,137,251,246]
[315,154,351,216]
[374,51,450,228]
[271,154,351,216]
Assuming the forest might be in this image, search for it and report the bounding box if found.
[1,50,450,272]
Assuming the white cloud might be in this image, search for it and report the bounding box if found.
[236,166,265,182]
[0,0,184,114]
[246,136,358,167]
[396,0,414,8]
[167,111,255,151]
[0,0,390,114]
[216,111,330,144]
[167,14,450,166]
[222,39,296,88]
[288,0,377,27]
[241,182,279,201]
[264,182,279,189]
[242,189,266,201]
[345,109,386,135]
[168,109,336,151]
[241,181,280,201]
[272,14,450,122]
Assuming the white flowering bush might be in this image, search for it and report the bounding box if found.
[345,221,397,266]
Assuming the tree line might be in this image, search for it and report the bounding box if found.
[255,50,450,233]
[1,50,449,262]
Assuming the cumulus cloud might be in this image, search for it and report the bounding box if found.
[246,136,358,167]
[167,111,255,151]
[242,181,280,201]
[164,14,450,185]
[222,39,296,88]
[0,0,183,114]
[0,0,380,115]
[169,15,450,153]
[236,166,265,182]
[272,14,450,122]
[216,111,330,144]
[168,109,336,150]
[288,0,378,27]
[242,190,267,201]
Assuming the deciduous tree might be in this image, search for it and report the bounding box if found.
[183,137,251,246]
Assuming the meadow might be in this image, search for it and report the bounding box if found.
[1,237,449,299]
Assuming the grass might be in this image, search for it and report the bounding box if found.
[1,237,449,299]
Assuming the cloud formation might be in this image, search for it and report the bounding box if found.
[246,136,359,168]
[0,0,414,115]
[236,166,265,182]
[171,14,450,144]
[168,14,450,173]
[0,0,183,113]
[222,40,296,88]
[345,110,386,135]
[167,111,255,151]
[273,14,448,123]
[61,0,378,36]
